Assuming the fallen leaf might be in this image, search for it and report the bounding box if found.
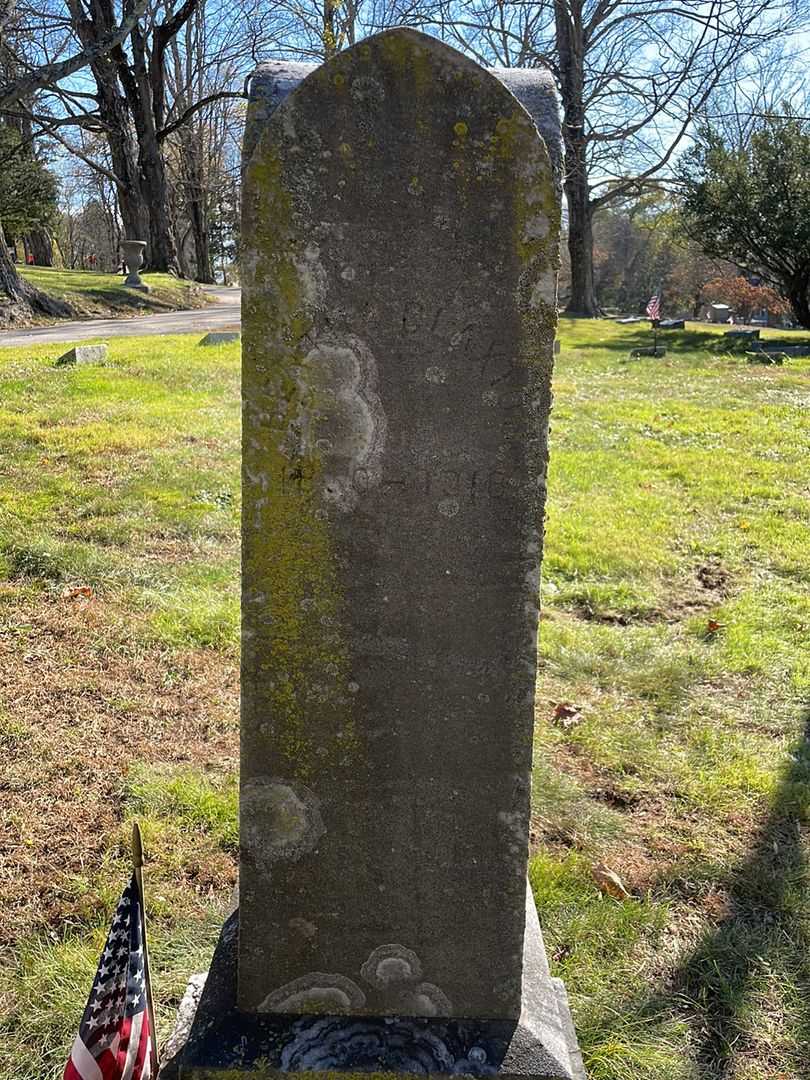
[62,585,94,601]
[591,862,632,900]
[706,619,724,635]
[552,702,583,730]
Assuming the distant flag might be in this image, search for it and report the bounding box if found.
[63,872,155,1080]
[646,292,661,321]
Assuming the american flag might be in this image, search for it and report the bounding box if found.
[64,874,154,1080]
[646,293,661,320]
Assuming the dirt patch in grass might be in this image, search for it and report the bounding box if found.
[0,592,238,947]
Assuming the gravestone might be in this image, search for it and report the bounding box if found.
[55,343,108,366]
[168,27,582,1080]
[199,331,241,346]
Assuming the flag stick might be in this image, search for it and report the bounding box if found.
[132,822,160,1076]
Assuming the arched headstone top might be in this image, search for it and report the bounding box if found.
[244,29,561,181]
[243,27,560,385]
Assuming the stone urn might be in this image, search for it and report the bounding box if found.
[121,239,149,291]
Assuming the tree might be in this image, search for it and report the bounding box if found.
[0,0,146,318]
[0,121,58,237]
[701,275,790,324]
[680,114,810,328]
[378,0,804,316]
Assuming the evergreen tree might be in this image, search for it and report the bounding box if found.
[680,112,810,328]
[0,122,58,240]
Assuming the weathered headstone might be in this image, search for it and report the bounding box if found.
[169,27,582,1080]
[199,331,241,346]
[55,343,108,366]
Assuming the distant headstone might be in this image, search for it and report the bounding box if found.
[629,346,667,359]
[168,28,582,1080]
[724,329,759,340]
[760,343,810,358]
[659,319,685,330]
[199,331,240,345]
[55,344,108,367]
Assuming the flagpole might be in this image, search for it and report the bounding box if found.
[132,822,160,1077]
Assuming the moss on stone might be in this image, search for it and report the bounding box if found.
[242,124,357,780]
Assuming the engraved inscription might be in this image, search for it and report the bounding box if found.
[277,462,516,502]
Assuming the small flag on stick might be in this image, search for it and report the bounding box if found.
[646,292,661,321]
[64,825,158,1080]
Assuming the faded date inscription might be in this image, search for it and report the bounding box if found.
[278,460,516,502]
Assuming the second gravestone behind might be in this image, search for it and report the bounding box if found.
[171,27,583,1080]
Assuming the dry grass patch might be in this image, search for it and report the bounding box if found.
[0,589,238,947]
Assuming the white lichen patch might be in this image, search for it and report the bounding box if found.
[259,973,366,1013]
[529,274,558,310]
[424,366,446,384]
[293,242,329,308]
[399,982,453,1016]
[298,335,387,512]
[350,74,385,107]
[361,944,422,988]
[498,808,527,852]
[438,498,460,518]
[242,778,325,864]
[522,212,550,242]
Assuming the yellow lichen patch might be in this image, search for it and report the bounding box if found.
[241,123,358,780]
[378,30,433,99]
[453,120,469,138]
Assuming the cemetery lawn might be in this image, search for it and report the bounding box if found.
[0,320,808,1079]
[18,265,210,322]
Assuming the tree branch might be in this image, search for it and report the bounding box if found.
[157,86,246,142]
[0,0,148,109]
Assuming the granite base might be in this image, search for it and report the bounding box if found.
[160,897,584,1080]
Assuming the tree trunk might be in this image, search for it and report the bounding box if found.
[121,26,180,274]
[0,218,71,324]
[190,200,213,282]
[566,182,599,315]
[555,0,600,317]
[25,228,54,266]
[184,152,214,282]
[787,279,810,329]
[141,143,179,272]
[118,169,150,243]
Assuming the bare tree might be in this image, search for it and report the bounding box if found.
[372,0,806,315]
[0,0,139,316]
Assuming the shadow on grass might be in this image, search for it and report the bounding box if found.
[61,286,185,313]
[571,327,725,356]
[642,706,810,1077]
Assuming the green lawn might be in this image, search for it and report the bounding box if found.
[0,320,808,1079]
[19,265,209,321]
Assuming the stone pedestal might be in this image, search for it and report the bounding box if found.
[163,891,582,1079]
[165,26,583,1080]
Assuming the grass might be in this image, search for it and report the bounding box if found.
[0,319,808,1079]
[17,265,210,323]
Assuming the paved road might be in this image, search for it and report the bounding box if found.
[0,287,241,348]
